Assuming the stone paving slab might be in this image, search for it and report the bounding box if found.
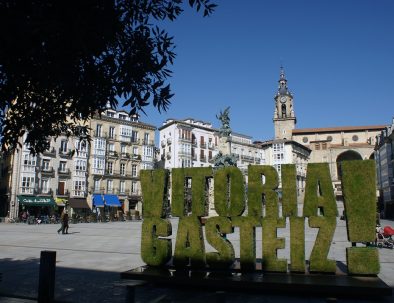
[0,219,393,302]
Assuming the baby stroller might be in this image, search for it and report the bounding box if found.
[376,225,394,249]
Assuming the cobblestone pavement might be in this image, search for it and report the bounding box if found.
[0,218,393,302]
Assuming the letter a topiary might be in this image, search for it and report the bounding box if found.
[172,167,212,217]
[303,163,337,218]
[141,218,172,266]
[214,167,245,217]
[341,160,380,275]
[173,216,206,268]
[140,169,169,218]
[205,216,235,269]
[248,165,279,218]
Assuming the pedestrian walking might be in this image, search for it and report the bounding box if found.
[57,210,69,234]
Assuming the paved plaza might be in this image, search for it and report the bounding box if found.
[0,218,393,302]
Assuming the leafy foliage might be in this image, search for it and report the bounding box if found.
[214,166,245,217]
[141,217,172,266]
[0,0,216,153]
[140,169,169,218]
[205,216,235,269]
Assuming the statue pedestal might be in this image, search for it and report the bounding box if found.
[218,136,231,155]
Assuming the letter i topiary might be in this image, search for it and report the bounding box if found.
[205,216,235,269]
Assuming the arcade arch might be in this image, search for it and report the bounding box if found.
[336,150,362,179]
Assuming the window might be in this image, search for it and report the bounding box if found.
[109,127,115,139]
[322,143,327,150]
[75,160,86,171]
[119,114,127,120]
[60,140,68,153]
[144,133,149,144]
[133,146,139,155]
[108,143,115,152]
[107,180,113,192]
[106,111,115,117]
[42,159,50,170]
[131,130,138,143]
[94,179,100,192]
[75,140,87,156]
[58,181,66,195]
[120,163,126,176]
[131,165,137,177]
[23,154,36,166]
[315,143,320,150]
[73,180,86,196]
[121,144,126,154]
[59,161,67,172]
[120,181,125,193]
[131,181,137,193]
[96,124,102,137]
[352,135,359,142]
[120,126,132,137]
[302,137,308,143]
[21,176,35,193]
[42,179,49,193]
[107,162,113,174]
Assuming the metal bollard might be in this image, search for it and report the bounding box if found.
[38,250,56,303]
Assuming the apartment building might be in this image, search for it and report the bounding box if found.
[0,109,155,219]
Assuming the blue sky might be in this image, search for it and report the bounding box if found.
[136,0,394,142]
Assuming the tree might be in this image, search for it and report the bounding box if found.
[0,0,216,153]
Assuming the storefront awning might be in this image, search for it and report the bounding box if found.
[93,194,104,207]
[69,198,90,209]
[55,198,67,207]
[103,194,121,207]
[18,196,56,207]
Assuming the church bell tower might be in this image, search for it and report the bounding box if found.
[273,66,296,139]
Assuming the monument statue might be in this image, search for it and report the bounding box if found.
[214,107,237,168]
[216,106,232,137]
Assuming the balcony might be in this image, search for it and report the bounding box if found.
[120,152,130,159]
[93,131,104,138]
[41,166,55,177]
[166,153,171,160]
[208,143,215,150]
[179,137,191,143]
[128,190,141,197]
[167,138,172,145]
[56,189,70,197]
[142,139,155,146]
[241,155,255,162]
[43,147,56,157]
[200,155,207,162]
[57,167,71,178]
[200,143,207,149]
[59,148,73,159]
[107,151,119,158]
[35,188,54,196]
[192,154,197,161]
[131,154,141,161]
[192,141,197,147]
[20,187,34,195]
[71,190,87,198]
[161,140,166,147]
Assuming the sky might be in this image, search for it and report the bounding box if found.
[134,0,394,142]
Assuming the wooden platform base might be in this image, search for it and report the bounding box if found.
[121,265,392,298]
